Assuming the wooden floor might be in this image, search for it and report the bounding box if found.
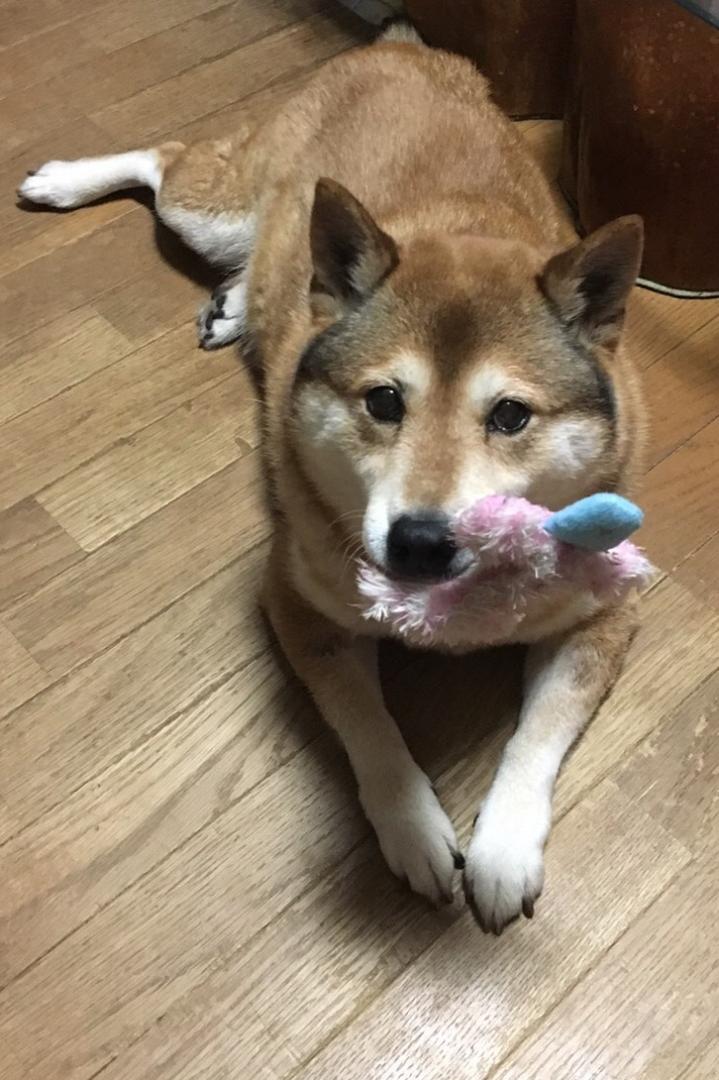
[1,2,718,1078]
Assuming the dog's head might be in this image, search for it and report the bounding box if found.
[292,178,643,583]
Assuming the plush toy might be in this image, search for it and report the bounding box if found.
[358,493,654,644]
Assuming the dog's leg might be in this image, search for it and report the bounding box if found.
[463,600,637,934]
[264,566,462,906]
[18,138,259,339]
[197,270,248,350]
[17,145,184,209]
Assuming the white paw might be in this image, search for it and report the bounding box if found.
[17,160,87,209]
[463,790,550,934]
[361,765,462,906]
[197,279,247,350]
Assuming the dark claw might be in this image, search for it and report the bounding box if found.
[453,850,465,871]
[27,169,36,176]
[429,865,454,907]
[205,310,214,331]
[522,896,535,919]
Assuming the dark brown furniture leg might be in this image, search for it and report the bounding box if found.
[561,0,719,295]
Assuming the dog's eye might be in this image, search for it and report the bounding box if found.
[365,385,405,423]
[488,398,531,434]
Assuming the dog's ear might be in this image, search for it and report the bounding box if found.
[310,178,399,312]
[540,216,643,348]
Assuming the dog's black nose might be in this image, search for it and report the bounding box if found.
[387,513,457,580]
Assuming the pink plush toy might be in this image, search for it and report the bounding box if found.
[358,494,654,645]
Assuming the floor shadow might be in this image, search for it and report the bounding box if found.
[152,211,222,292]
[261,629,527,942]
[381,640,525,779]
[15,185,149,215]
[17,183,223,294]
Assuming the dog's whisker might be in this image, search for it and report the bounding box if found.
[326,509,365,532]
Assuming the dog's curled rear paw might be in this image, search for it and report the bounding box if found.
[17,161,84,208]
[197,279,247,350]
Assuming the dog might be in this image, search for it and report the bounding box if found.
[19,21,646,934]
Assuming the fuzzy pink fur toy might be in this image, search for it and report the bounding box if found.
[358,494,654,645]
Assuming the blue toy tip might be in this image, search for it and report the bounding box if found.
[544,493,643,552]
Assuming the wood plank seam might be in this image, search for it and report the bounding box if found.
[281,916,457,1080]
[80,1000,292,1080]
[0,0,329,113]
[0,537,271,813]
[0,629,704,1022]
[0,319,138,427]
[675,527,719,575]
[33,370,255,551]
[647,407,719,474]
[88,10,346,126]
[91,15,357,147]
[2,270,149,347]
[670,523,719,576]
[0,650,282,853]
[479,859,692,1080]
[0,610,420,888]
[674,1031,719,1080]
[0,205,140,280]
[0,573,707,998]
[276,800,691,1080]
[82,2,333,127]
[642,311,719,373]
[0,537,267,729]
[2,17,717,1078]
[551,661,719,827]
[0,499,86,608]
[1,340,236,513]
[0,206,144,285]
[0,728,331,999]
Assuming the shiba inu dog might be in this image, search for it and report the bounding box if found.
[19,22,645,934]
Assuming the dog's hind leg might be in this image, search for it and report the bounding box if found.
[16,140,255,273]
[19,136,259,346]
[156,137,259,345]
[17,144,185,210]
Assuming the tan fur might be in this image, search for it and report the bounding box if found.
[20,36,647,929]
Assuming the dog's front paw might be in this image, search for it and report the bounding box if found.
[197,280,247,350]
[463,790,550,934]
[361,766,462,906]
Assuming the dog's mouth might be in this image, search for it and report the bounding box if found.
[361,545,476,587]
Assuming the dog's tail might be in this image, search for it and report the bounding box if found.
[376,16,424,46]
